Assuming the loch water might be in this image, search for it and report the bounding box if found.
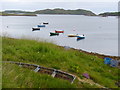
[1,15,118,56]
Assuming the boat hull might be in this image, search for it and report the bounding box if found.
[77,36,85,40]
[50,32,59,36]
[43,22,49,24]
[32,28,40,31]
[68,34,78,37]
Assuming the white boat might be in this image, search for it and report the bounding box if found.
[77,34,85,39]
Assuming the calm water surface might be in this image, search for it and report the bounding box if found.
[1,15,118,56]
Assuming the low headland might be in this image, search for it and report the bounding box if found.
[2,37,119,88]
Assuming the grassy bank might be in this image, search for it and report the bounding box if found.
[2,37,119,88]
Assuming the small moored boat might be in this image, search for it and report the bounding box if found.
[55,30,64,33]
[37,24,45,27]
[68,34,78,37]
[77,35,85,40]
[32,27,40,31]
[43,22,49,24]
[50,32,59,36]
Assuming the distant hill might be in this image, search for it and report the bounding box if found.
[34,8,96,16]
[99,12,120,16]
[1,8,96,16]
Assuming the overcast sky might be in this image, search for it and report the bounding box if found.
[0,0,119,14]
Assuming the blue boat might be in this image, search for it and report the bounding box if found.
[77,35,85,40]
[37,24,45,27]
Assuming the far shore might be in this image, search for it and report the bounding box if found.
[0,13,37,16]
[0,14,118,18]
[0,15,37,16]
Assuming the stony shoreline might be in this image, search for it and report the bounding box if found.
[60,46,120,60]
[78,49,120,60]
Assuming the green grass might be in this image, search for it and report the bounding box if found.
[0,62,2,89]
[2,37,119,88]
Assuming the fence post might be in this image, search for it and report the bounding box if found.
[34,66,40,72]
[71,76,76,84]
[51,70,56,78]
